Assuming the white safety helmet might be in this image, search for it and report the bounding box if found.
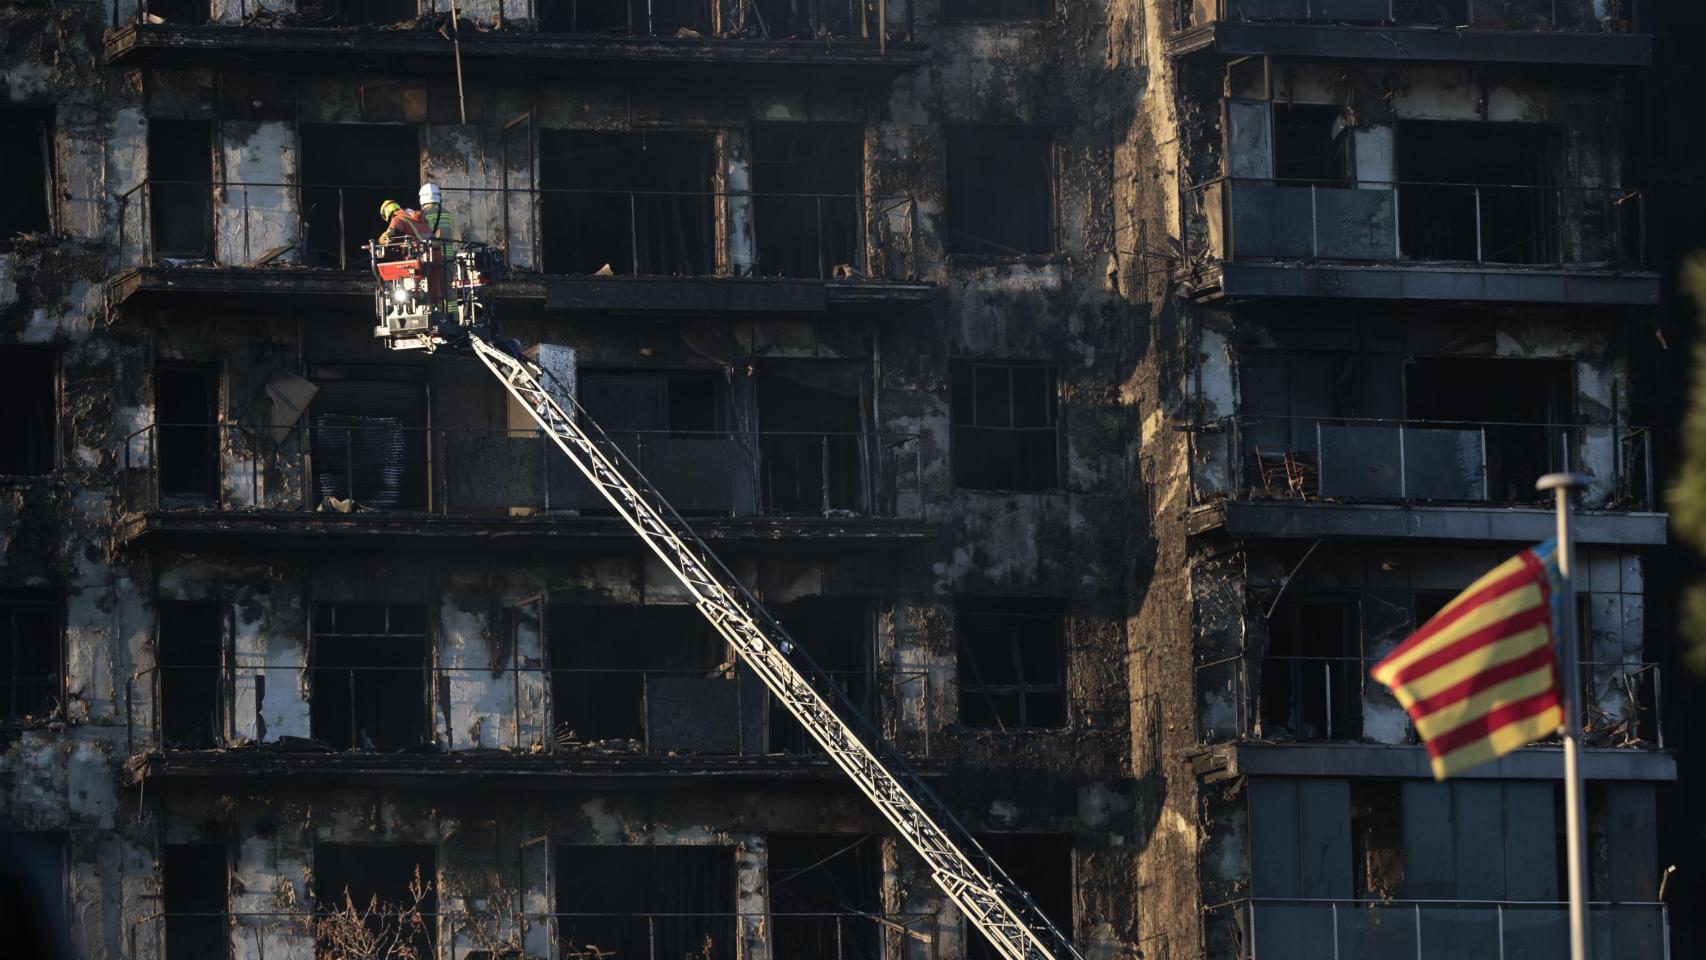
[419,182,442,206]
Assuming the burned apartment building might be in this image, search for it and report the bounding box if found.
[0,0,1694,957]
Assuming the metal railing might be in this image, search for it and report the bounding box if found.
[1173,0,1640,33]
[1187,416,1653,510]
[1202,898,1668,960]
[131,910,938,960]
[120,423,925,520]
[124,662,935,757]
[1178,178,1645,270]
[1196,655,1663,749]
[115,179,920,280]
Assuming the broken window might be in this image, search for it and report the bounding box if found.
[164,844,227,960]
[944,126,1055,257]
[751,124,864,279]
[309,375,428,511]
[157,364,219,500]
[1405,356,1572,502]
[535,0,708,34]
[547,604,734,752]
[0,106,53,239]
[148,119,214,261]
[756,360,870,514]
[313,844,436,959]
[309,603,430,751]
[950,361,1058,491]
[158,601,224,749]
[967,835,1072,960]
[0,831,69,960]
[301,124,420,269]
[1272,104,1351,186]
[768,835,883,960]
[765,598,872,753]
[1397,120,1562,263]
[1260,597,1361,741]
[1,592,61,724]
[0,346,57,476]
[956,598,1066,730]
[539,131,716,276]
[1349,781,1404,900]
[944,0,1050,19]
[556,845,735,960]
[297,0,420,26]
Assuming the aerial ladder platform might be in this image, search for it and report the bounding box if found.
[367,238,1087,960]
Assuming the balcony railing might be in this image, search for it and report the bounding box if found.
[121,424,924,521]
[1188,416,1653,510]
[130,911,939,960]
[1173,0,1642,33]
[1179,178,1645,270]
[114,179,920,280]
[125,662,936,758]
[1196,655,1664,749]
[1202,898,1668,960]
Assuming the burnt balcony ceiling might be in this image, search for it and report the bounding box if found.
[102,23,927,81]
[1164,0,1653,66]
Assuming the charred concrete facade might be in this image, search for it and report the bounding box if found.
[0,1,1685,960]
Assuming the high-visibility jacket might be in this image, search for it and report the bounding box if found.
[421,204,456,239]
[380,209,430,245]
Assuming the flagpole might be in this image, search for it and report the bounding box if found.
[1538,471,1590,960]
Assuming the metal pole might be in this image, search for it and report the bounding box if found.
[1538,471,1589,960]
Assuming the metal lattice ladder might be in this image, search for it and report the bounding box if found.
[468,334,1083,960]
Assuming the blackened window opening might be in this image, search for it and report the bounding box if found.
[951,361,1058,491]
[1272,104,1352,186]
[0,346,56,476]
[536,0,708,34]
[556,845,735,960]
[547,605,734,751]
[312,844,436,959]
[148,120,214,261]
[309,604,430,751]
[751,124,864,278]
[145,0,211,23]
[1397,120,1561,264]
[765,598,872,753]
[0,106,53,239]
[756,361,868,514]
[768,835,883,960]
[157,365,219,500]
[164,844,227,960]
[748,0,861,37]
[1406,356,1572,502]
[944,0,1050,20]
[0,831,70,960]
[158,601,223,748]
[539,131,716,276]
[956,598,1066,730]
[297,0,419,26]
[1350,781,1405,900]
[1,593,60,723]
[309,377,428,511]
[967,835,1072,960]
[1260,598,1361,741]
[301,124,420,269]
[945,126,1055,257]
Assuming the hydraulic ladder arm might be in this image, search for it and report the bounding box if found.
[466,333,1085,960]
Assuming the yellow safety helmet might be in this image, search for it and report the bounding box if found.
[380,200,402,220]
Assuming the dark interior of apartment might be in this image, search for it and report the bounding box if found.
[556,845,734,960]
[0,105,53,239]
[751,123,864,278]
[301,124,420,269]
[539,130,716,276]
[310,603,431,751]
[147,120,214,261]
[768,835,883,959]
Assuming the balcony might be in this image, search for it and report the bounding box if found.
[1166,0,1652,66]
[1202,898,1669,960]
[108,180,934,314]
[1176,178,1656,304]
[1184,417,1665,545]
[116,424,935,552]
[105,0,926,80]
[124,660,937,784]
[132,911,941,960]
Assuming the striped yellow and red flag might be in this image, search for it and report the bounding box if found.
[1370,540,1566,779]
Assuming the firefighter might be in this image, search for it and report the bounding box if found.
[378,199,429,246]
[418,183,456,239]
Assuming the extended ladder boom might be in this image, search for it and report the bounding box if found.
[468,334,1083,960]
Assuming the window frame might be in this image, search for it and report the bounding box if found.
[949,360,1062,492]
[955,598,1068,732]
[0,345,61,480]
[0,591,65,726]
[943,125,1062,260]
